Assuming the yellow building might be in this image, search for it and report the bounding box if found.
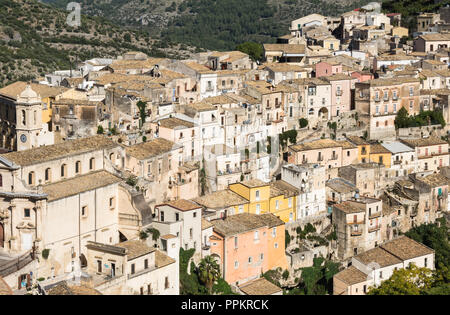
[229,179,271,215]
[269,180,298,222]
[369,144,392,168]
[229,179,298,223]
[346,136,371,163]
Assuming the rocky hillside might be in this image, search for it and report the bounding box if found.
[0,0,194,88]
[42,0,374,50]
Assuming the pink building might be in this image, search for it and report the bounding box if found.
[315,61,343,78]
[209,213,287,285]
[288,138,358,168]
[351,71,374,83]
[322,74,353,117]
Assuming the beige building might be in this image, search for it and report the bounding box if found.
[334,236,435,295]
[355,77,421,140]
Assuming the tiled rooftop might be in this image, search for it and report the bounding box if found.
[43,170,122,201]
[0,135,118,166]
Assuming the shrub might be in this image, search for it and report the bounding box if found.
[41,249,50,259]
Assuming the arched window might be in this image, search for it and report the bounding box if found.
[89,158,95,170]
[28,172,35,185]
[22,110,26,126]
[45,168,52,182]
[75,161,81,174]
[61,164,67,178]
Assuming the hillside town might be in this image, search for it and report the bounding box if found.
[0,1,449,296]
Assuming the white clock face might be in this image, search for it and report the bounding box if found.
[20,134,27,143]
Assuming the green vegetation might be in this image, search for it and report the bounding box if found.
[368,264,450,295]
[405,217,449,272]
[41,248,50,259]
[126,175,138,187]
[198,256,221,294]
[279,129,298,149]
[236,42,263,62]
[97,125,104,134]
[285,230,291,248]
[299,118,308,129]
[136,101,147,128]
[0,0,170,87]
[179,249,234,295]
[296,257,340,295]
[382,0,445,32]
[394,107,446,129]
[367,217,450,295]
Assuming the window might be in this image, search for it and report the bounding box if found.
[160,211,165,222]
[89,158,95,170]
[248,256,252,264]
[363,285,367,293]
[254,231,259,241]
[424,258,428,267]
[379,271,383,279]
[147,284,152,295]
[288,198,292,207]
[109,197,115,209]
[24,208,30,218]
[260,253,264,261]
[190,228,193,239]
[175,213,179,221]
[272,227,276,237]
[60,164,67,177]
[45,168,51,182]
[28,172,35,185]
[193,211,197,218]
[275,200,279,210]
[97,260,102,273]
[274,243,278,249]
[234,261,239,269]
[140,287,144,295]
[81,206,87,217]
[165,277,169,289]
[144,259,148,269]
[131,264,135,275]
[255,190,260,201]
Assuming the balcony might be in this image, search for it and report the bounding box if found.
[351,230,362,236]
[205,86,214,92]
[369,212,382,219]
[330,154,338,161]
[318,156,324,161]
[368,225,381,232]
[336,90,343,96]
[394,160,402,165]
[302,158,308,164]
[392,96,398,101]
[374,97,380,102]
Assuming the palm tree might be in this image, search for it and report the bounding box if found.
[198,256,221,294]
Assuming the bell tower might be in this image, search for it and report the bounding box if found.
[15,85,43,151]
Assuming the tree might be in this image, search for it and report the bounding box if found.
[198,256,221,294]
[368,265,434,295]
[97,125,104,134]
[298,257,340,295]
[199,167,207,196]
[299,118,308,128]
[136,101,147,128]
[405,218,449,272]
[236,42,263,61]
